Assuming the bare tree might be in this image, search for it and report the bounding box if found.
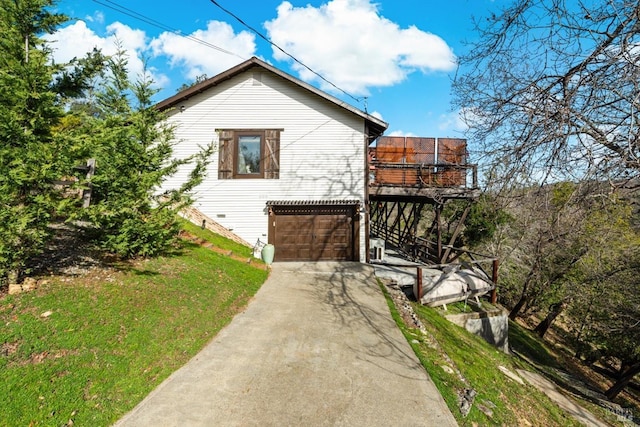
[500,183,587,320]
[453,0,640,187]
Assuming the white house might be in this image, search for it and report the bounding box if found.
[158,57,388,262]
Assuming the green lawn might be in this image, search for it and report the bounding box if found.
[0,240,268,426]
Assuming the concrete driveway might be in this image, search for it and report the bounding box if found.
[114,262,457,426]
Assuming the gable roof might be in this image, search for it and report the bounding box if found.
[156,56,388,139]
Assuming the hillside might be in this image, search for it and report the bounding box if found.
[2,222,638,426]
[383,281,639,426]
[0,223,268,426]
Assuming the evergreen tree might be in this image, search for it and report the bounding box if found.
[76,51,213,258]
[0,0,68,283]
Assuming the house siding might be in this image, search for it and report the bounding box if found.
[162,70,368,261]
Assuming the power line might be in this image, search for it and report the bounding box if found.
[208,0,363,105]
[91,0,244,59]
[90,0,366,108]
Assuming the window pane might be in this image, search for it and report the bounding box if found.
[237,135,261,174]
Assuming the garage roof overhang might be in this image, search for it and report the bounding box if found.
[266,200,360,206]
[266,200,361,214]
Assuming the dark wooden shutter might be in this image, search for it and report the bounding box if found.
[218,130,234,179]
[264,129,280,179]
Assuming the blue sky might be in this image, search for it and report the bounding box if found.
[48,0,503,137]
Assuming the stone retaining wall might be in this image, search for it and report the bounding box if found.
[180,207,252,248]
[445,308,510,353]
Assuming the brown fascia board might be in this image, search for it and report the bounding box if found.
[155,56,388,139]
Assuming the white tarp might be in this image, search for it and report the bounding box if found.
[414,265,494,307]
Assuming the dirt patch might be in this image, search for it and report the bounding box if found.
[28,222,109,278]
[0,223,120,301]
[22,349,81,366]
[1,340,81,367]
[1,341,19,357]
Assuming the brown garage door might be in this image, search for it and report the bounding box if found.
[267,201,360,262]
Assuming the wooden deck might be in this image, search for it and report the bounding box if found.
[368,136,479,202]
[367,136,481,264]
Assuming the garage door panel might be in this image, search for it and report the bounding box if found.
[278,216,313,231]
[316,216,349,229]
[315,245,347,260]
[277,230,313,244]
[316,216,350,245]
[277,244,312,261]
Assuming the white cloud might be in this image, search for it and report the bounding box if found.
[44,21,169,88]
[85,11,104,24]
[149,21,257,81]
[369,110,384,121]
[265,0,456,95]
[438,110,467,133]
[45,19,257,92]
[387,130,417,137]
[45,21,108,63]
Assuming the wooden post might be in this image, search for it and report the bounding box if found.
[416,266,423,303]
[82,159,96,208]
[491,259,499,304]
[472,165,478,188]
[435,205,442,262]
[442,202,471,263]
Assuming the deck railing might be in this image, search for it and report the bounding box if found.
[369,162,478,189]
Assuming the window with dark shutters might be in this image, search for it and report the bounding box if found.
[217,129,281,179]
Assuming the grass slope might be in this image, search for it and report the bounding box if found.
[178,219,254,259]
[0,239,268,426]
[380,284,587,426]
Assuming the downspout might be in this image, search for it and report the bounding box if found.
[364,124,371,263]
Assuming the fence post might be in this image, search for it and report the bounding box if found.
[491,259,499,304]
[416,266,422,303]
[472,165,478,188]
[82,158,95,208]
